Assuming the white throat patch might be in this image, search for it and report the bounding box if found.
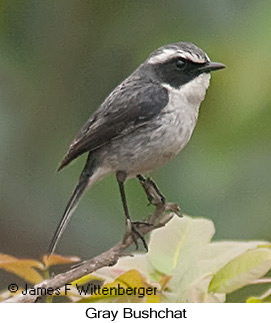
[162,73,211,107]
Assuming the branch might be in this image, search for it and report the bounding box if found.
[3,177,180,303]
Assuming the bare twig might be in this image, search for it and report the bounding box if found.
[3,177,180,303]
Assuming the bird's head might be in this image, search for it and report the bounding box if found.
[139,42,225,105]
[145,42,225,89]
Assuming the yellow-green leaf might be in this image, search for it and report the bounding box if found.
[71,273,103,286]
[77,269,159,303]
[209,248,271,293]
[0,253,43,284]
[147,215,215,275]
[42,254,80,269]
[246,287,271,303]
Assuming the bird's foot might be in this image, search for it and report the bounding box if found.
[123,219,151,251]
[137,175,166,206]
[165,202,182,217]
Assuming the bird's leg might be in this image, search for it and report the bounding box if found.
[137,174,182,221]
[116,171,148,251]
[137,174,166,205]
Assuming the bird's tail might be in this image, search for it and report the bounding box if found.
[49,155,98,255]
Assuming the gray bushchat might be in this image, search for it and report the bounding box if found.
[49,42,225,254]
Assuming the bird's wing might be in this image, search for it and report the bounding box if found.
[58,81,168,170]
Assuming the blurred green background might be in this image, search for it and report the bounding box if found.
[1,0,271,302]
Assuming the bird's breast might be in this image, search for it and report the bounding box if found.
[96,77,209,176]
[158,85,200,155]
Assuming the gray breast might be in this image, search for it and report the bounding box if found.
[96,77,207,176]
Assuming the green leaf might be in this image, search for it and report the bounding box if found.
[84,216,271,303]
[147,215,215,275]
[163,274,226,303]
[209,248,271,293]
[159,218,270,302]
[247,287,271,303]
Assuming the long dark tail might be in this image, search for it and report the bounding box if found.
[48,155,96,255]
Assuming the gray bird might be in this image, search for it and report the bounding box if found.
[49,42,225,254]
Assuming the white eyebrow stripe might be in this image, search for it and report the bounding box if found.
[148,49,209,64]
[148,49,177,64]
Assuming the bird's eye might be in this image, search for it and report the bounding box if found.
[175,58,186,70]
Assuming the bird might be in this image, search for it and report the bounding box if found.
[49,41,225,255]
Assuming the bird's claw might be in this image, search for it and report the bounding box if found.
[123,219,149,251]
[137,175,166,206]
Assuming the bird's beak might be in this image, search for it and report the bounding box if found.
[199,61,226,73]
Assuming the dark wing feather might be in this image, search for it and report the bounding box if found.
[58,80,168,170]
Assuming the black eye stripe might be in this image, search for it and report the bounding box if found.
[150,56,209,89]
[175,58,186,69]
[172,57,207,70]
